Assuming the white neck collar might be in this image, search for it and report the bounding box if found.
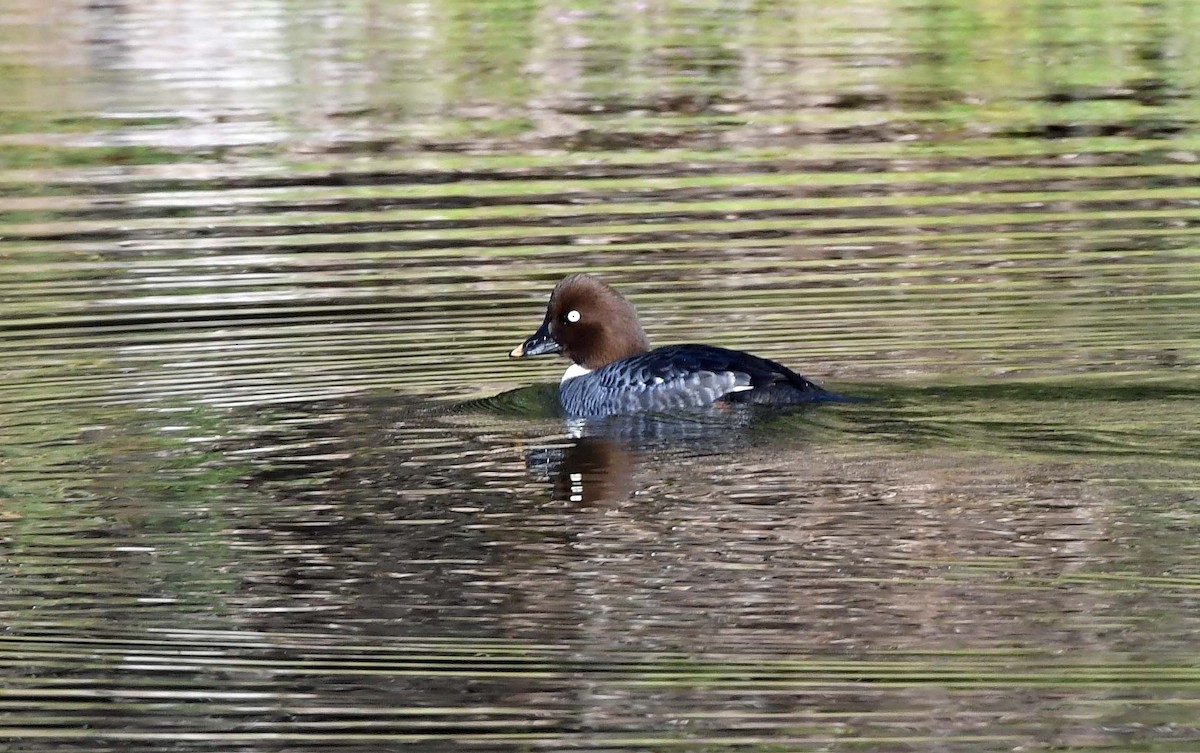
[561,363,593,383]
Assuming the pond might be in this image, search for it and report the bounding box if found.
[1,0,1199,750]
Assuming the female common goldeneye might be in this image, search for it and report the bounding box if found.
[509,274,841,417]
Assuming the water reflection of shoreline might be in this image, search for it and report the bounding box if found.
[107,388,1121,659]
[47,390,1154,750]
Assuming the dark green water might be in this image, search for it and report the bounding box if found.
[2,1,1199,750]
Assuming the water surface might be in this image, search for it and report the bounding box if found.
[2,0,1199,750]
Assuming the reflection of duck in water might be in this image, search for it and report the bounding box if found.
[510,274,847,417]
[461,379,762,503]
[527,435,639,505]
[526,410,759,505]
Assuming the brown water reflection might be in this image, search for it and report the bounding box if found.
[206,392,1168,651]
[4,388,1197,749]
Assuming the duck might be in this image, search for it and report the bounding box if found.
[509,274,843,417]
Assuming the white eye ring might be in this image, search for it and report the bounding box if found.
[566,309,581,323]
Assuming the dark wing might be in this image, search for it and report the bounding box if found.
[642,344,829,404]
[561,344,829,416]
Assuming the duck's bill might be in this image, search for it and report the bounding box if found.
[509,322,561,358]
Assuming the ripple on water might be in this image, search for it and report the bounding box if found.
[2,0,1200,750]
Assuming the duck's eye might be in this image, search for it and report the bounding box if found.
[565,309,581,323]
